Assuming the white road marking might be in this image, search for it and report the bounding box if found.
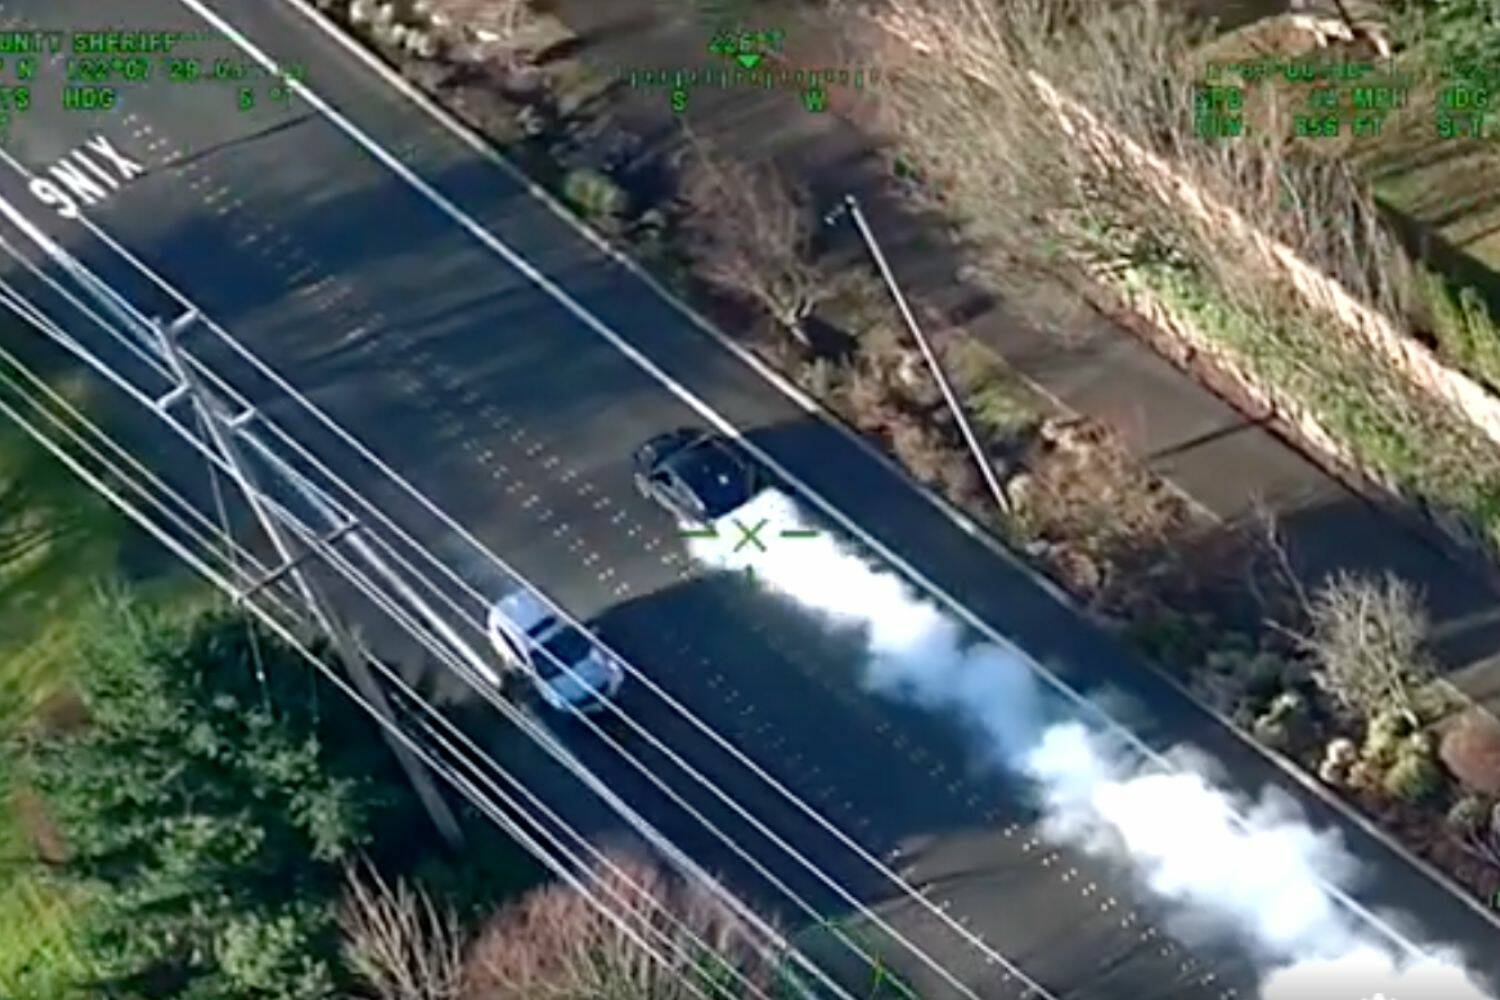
[27,134,146,219]
[44,0,1467,965]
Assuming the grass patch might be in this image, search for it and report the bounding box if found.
[0,387,114,997]
[790,914,915,1000]
[869,0,1500,535]
[944,338,1042,442]
[1411,268,1500,395]
[0,873,97,1000]
[1122,257,1500,544]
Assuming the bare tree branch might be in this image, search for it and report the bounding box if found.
[340,860,468,1000]
[1305,571,1435,728]
[678,131,840,347]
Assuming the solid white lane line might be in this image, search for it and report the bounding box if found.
[148,0,1494,962]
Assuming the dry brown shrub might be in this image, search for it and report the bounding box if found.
[841,362,903,433]
[462,854,773,999]
[889,419,950,484]
[340,862,467,1000]
[1305,571,1436,728]
[678,137,841,347]
[935,447,984,503]
[1441,709,1500,797]
[1011,416,1189,563]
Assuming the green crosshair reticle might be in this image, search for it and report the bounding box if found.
[679,521,820,553]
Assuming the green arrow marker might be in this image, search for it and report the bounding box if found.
[736,52,763,69]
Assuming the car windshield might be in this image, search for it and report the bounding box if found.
[672,442,750,519]
[535,625,594,680]
[643,431,698,469]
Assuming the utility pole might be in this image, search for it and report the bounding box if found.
[153,310,465,848]
[828,194,1011,517]
[0,189,462,848]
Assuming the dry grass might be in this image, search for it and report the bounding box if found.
[340,862,468,1000]
[870,0,1413,320]
[845,0,1500,544]
[1005,415,1196,597]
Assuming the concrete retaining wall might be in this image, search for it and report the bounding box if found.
[1020,69,1500,452]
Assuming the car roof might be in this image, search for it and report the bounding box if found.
[491,588,554,636]
[662,437,752,517]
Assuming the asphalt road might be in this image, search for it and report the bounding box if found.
[0,3,1496,998]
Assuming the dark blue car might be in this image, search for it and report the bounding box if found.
[632,429,758,526]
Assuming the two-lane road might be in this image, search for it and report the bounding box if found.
[0,3,1495,998]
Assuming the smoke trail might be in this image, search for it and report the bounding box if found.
[687,490,1494,1000]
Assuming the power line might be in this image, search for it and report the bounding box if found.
[0,179,1044,1000]
[0,298,791,999]
[0,211,1003,995]
[0,278,853,999]
[13,196,1056,997]
[0,349,772,1000]
[14,0,1441,961]
[0,333,279,608]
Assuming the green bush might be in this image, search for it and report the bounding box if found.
[966,379,1037,442]
[1126,610,1212,667]
[1394,0,1500,77]
[1382,732,1446,804]
[3,594,535,998]
[562,167,630,224]
[1238,650,1296,706]
[1252,690,1313,753]
[1362,708,1412,770]
[1446,792,1494,834]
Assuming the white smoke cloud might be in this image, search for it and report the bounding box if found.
[687,489,1495,1000]
[1260,944,1495,1000]
[1026,722,1359,957]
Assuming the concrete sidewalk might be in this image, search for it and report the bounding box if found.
[543,0,1500,712]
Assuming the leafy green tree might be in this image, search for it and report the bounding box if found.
[8,593,403,999]
[1396,1,1500,76]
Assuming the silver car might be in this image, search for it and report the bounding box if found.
[486,589,624,714]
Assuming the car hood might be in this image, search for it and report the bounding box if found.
[542,651,622,707]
